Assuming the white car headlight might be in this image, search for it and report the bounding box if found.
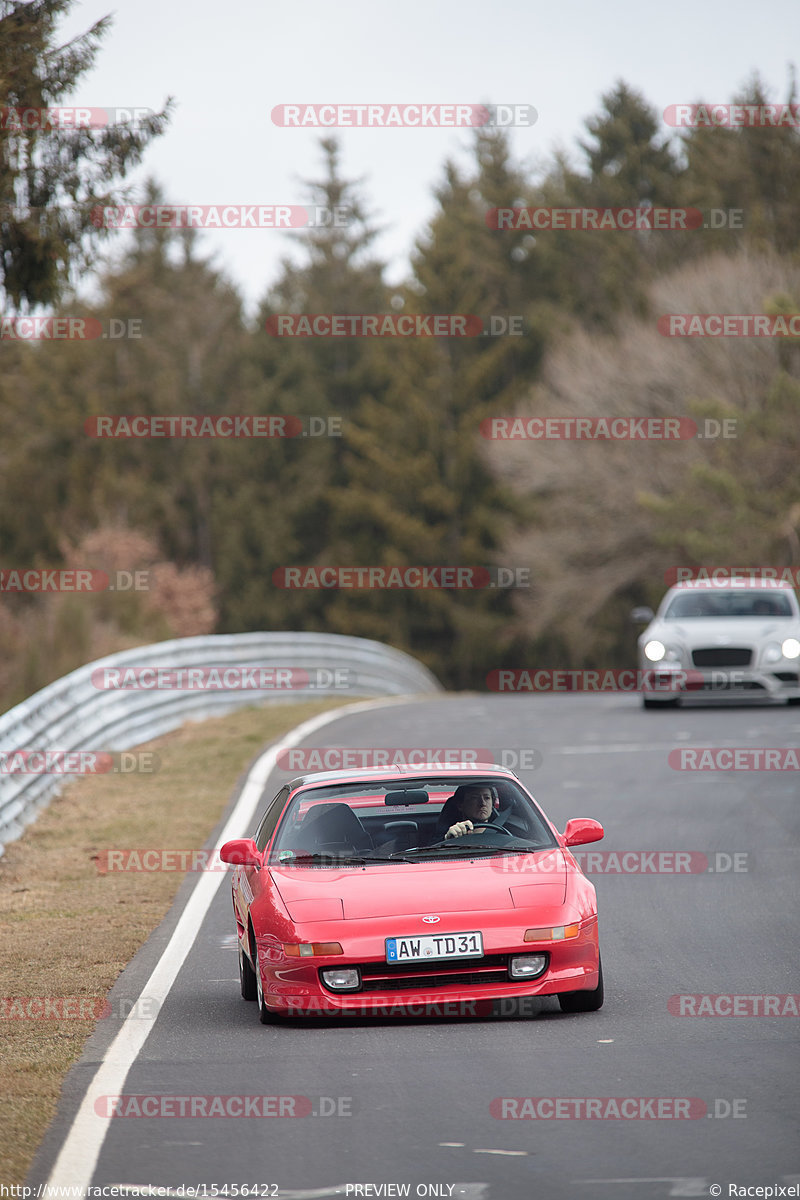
[763,642,783,663]
[781,637,800,660]
[644,640,681,663]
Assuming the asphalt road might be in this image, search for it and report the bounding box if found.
[30,694,800,1200]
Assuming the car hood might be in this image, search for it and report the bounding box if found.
[645,618,796,647]
[271,850,567,921]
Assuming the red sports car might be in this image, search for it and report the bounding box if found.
[220,764,605,1021]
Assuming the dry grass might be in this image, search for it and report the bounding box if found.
[0,698,345,1185]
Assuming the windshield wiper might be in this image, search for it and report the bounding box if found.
[273,852,368,866]
[389,843,502,856]
[395,841,548,856]
[274,851,413,866]
[349,853,415,864]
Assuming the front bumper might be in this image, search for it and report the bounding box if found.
[639,662,800,701]
[254,917,599,1015]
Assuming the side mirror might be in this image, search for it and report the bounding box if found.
[220,838,263,867]
[563,818,604,847]
[630,606,655,624]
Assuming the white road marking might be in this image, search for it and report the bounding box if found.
[473,1149,528,1156]
[43,697,412,1195]
[552,743,703,754]
[575,1181,709,1197]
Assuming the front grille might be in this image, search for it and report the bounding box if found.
[330,954,517,993]
[692,647,752,668]
[689,678,764,691]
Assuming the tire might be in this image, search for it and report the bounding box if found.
[239,939,257,1001]
[643,697,679,709]
[558,958,604,1013]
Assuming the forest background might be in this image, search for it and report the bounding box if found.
[1,0,798,708]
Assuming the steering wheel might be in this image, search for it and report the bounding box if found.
[422,821,515,849]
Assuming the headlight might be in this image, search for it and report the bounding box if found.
[763,642,783,663]
[782,638,800,660]
[644,640,666,662]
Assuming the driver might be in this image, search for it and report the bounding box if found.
[443,784,497,839]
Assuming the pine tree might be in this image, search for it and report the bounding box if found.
[680,74,800,256]
[315,130,536,687]
[215,138,393,634]
[0,0,171,310]
[0,184,248,568]
[532,81,687,324]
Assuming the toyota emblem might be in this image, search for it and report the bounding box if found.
[422,915,440,923]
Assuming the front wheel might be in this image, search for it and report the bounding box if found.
[239,939,257,1001]
[558,958,604,1013]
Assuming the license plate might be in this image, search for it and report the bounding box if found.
[386,931,483,963]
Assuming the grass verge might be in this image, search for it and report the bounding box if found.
[0,698,347,1185]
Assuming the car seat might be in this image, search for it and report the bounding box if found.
[293,802,374,854]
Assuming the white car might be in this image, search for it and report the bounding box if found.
[631,579,800,708]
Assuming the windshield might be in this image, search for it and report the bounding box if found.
[664,590,795,620]
[268,775,557,864]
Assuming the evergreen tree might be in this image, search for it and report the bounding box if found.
[215,138,393,634]
[0,184,247,568]
[680,74,800,255]
[578,81,684,204]
[0,0,171,310]
[316,130,536,687]
[532,82,687,324]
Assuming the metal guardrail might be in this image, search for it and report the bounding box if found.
[0,632,442,857]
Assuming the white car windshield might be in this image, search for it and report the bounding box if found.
[664,591,794,620]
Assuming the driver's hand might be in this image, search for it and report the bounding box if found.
[445,820,473,839]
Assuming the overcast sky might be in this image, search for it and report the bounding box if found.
[58,0,798,314]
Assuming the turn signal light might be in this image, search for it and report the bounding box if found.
[282,942,344,957]
[524,924,580,941]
